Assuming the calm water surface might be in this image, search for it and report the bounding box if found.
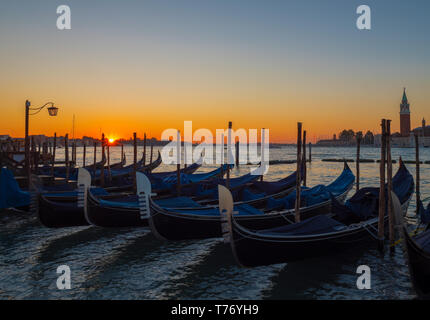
[1,146,429,299]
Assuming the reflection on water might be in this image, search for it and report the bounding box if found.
[1,146,429,299]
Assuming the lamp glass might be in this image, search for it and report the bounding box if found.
[47,106,59,116]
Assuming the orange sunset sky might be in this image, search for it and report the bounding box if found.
[1,1,429,143]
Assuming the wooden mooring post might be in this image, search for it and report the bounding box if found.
[176,130,181,196]
[356,132,362,191]
[260,128,266,182]
[415,133,420,215]
[133,132,137,191]
[386,120,394,253]
[65,134,70,181]
[107,141,111,182]
[295,122,302,223]
[121,143,124,168]
[150,141,154,166]
[93,141,97,173]
[226,122,232,189]
[235,140,239,167]
[100,133,105,187]
[378,120,387,251]
[143,133,147,166]
[83,143,86,168]
[51,133,57,176]
[303,130,307,187]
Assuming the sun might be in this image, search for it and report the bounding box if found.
[108,138,115,143]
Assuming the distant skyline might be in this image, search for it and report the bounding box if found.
[1,0,429,142]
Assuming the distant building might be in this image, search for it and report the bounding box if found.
[375,89,430,147]
[0,135,11,141]
[413,118,430,137]
[400,88,411,137]
[316,134,351,146]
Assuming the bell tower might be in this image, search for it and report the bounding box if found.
[400,88,411,137]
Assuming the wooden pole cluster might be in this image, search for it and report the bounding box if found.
[356,132,362,191]
[295,122,302,223]
[378,120,387,250]
[309,142,312,163]
[302,130,307,187]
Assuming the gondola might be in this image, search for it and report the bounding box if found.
[36,153,162,228]
[37,151,109,178]
[402,201,430,298]
[84,164,233,228]
[154,166,301,210]
[222,161,414,267]
[148,163,354,241]
[36,156,203,228]
[147,163,231,196]
[0,167,31,211]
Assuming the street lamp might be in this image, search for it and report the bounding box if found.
[25,100,60,187]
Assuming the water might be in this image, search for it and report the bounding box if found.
[1,146,430,300]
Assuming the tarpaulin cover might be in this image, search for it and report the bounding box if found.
[45,187,108,198]
[175,203,263,216]
[149,164,230,192]
[257,215,346,236]
[332,163,414,223]
[243,166,300,196]
[98,194,202,209]
[418,201,430,225]
[155,197,203,208]
[414,229,430,253]
[188,171,260,199]
[0,168,30,209]
[265,165,354,211]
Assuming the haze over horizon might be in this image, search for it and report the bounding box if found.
[1,0,429,142]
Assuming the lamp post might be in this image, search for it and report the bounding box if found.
[25,100,59,186]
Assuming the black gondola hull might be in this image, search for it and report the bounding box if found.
[229,197,411,267]
[38,195,88,228]
[149,191,349,241]
[85,194,148,228]
[231,222,376,267]
[404,227,430,298]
